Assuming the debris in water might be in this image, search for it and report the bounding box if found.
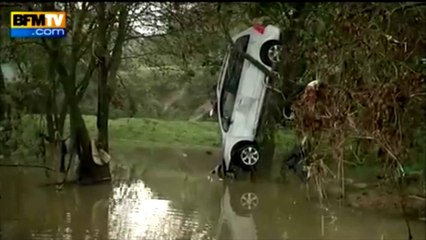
[352,182,368,189]
[55,184,64,192]
[207,175,213,182]
[91,139,110,165]
[344,178,354,184]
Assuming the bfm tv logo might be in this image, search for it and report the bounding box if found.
[10,12,67,38]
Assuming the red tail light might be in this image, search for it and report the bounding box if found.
[253,24,265,34]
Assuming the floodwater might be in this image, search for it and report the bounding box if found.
[0,147,425,240]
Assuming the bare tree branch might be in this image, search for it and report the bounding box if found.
[108,4,129,71]
[76,56,97,100]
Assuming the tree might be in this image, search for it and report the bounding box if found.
[37,2,107,184]
[94,2,130,152]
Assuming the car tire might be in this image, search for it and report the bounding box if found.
[236,144,260,170]
[282,106,294,120]
[260,40,282,67]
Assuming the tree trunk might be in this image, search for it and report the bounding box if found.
[70,95,111,184]
[0,66,6,156]
[96,2,110,152]
[0,6,6,123]
[97,63,109,151]
[95,3,128,152]
[271,5,311,125]
[49,43,110,184]
[0,66,5,122]
[257,85,278,180]
[45,60,57,141]
[45,59,67,182]
[57,98,68,136]
[0,65,10,157]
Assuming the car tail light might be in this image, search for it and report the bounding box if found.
[253,23,265,34]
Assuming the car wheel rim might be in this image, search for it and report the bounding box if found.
[240,147,259,166]
[240,192,259,210]
[267,45,282,63]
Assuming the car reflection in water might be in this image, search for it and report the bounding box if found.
[215,183,258,240]
[214,179,323,240]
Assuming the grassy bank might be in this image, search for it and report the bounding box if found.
[88,116,297,150]
[14,114,424,176]
[16,115,297,151]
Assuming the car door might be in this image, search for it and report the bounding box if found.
[218,35,250,133]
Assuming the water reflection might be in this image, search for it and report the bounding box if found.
[216,186,258,240]
[0,168,110,240]
[108,179,213,240]
[1,147,425,240]
[109,180,169,239]
[213,180,426,240]
[215,180,322,240]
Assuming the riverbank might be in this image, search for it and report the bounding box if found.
[17,115,297,150]
[5,115,425,221]
[321,172,425,221]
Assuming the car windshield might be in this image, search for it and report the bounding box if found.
[219,35,249,132]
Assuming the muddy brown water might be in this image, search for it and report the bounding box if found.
[0,147,425,240]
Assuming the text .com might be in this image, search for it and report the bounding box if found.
[10,28,66,38]
[34,28,66,37]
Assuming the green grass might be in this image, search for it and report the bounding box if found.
[20,115,297,150]
[84,116,222,148]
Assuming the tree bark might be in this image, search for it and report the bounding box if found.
[0,66,7,156]
[96,3,128,152]
[97,63,110,151]
[0,65,5,122]
[0,6,6,123]
[96,2,110,151]
[70,99,109,183]
[0,61,11,157]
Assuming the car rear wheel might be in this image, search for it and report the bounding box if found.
[238,144,260,168]
[260,40,282,67]
[282,106,294,120]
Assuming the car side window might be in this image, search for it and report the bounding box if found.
[217,51,230,89]
[219,35,250,132]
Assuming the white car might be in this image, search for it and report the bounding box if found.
[214,24,283,175]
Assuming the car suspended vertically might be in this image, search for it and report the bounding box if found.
[214,24,283,175]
